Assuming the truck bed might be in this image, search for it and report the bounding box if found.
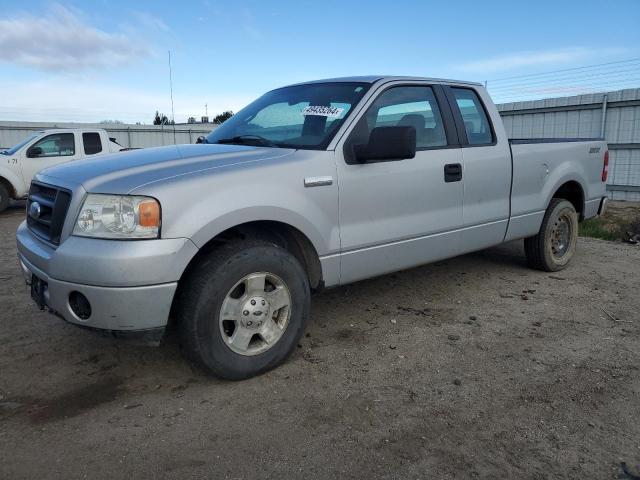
[504,137,608,242]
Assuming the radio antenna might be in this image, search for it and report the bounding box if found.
[168,50,177,144]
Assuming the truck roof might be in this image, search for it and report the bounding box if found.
[32,128,108,135]
[23,127,107,135]
[284,75,483,88]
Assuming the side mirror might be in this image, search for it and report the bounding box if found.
[354,126,416,163]
[196,136,206,144]
[27,146,43,158]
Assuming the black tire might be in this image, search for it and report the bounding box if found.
[177,239,310,380]
[0,183,9,214]
[524,198,578,272]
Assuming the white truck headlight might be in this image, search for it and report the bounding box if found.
[73,194,161,239]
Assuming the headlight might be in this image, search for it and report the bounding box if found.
[73,194,161,239]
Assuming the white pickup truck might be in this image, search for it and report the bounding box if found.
[0,129,123,212]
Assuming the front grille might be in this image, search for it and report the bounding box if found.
[26,182,72,246]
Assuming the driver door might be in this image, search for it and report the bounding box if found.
[21,132,80,185]
[335,83,464,284]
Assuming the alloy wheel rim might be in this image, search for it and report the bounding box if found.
[219,272,291,356]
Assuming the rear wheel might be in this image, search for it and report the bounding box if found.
[0,183,9,213]
[177,240,310,380]
[524,198,578,272]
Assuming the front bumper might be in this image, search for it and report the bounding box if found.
[19,253,177,330]
[17,221,198,331]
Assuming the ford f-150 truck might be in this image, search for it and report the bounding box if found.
[16,76,609,379]
[0,128,124,212]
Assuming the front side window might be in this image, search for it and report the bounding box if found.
[205,82,370,149]
[83,132,102,155]
[30,133,75,157]
[451,88,494,145]
[349,86,448,151]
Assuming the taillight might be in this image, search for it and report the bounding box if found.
[602,151,609,182]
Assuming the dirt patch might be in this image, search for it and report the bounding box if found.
[1,205,639,479]
[29,377,124,424]
[580,200,640,242]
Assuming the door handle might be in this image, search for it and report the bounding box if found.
[444,163,462,183]
[304,176,333,187]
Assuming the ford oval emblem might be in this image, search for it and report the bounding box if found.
[29,201,41,219]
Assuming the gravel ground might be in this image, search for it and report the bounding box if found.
[1,202,639,480]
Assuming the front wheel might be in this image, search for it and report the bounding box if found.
[524,198,579,272]
[177,240,310,380]
[0,183,9,213]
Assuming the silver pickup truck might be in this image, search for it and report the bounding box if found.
[16,76,609,379]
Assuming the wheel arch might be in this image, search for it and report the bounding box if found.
[173,220,324,318]
[0,175,18,199]
[549,180,585,220]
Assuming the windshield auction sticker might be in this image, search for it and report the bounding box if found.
[302,106,344,118]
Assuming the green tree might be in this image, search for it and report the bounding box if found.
[213,110,234,124]
[153,111,170,125]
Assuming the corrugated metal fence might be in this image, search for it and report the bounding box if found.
[497,88,640,201]
[0,121,216,150]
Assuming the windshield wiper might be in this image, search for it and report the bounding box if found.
[215,135,279,147]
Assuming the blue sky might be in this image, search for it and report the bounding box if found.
[0,0,639,123]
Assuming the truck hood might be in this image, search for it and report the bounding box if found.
[38,144,296,194]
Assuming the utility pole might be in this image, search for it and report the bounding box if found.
[168,50,177,144]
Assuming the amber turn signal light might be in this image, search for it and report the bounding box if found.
[138,200,161,228]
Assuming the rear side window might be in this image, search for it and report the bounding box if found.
[451,88,494,145]
[83,132,102,155]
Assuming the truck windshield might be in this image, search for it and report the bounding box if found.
[1,133,40,155]
[205,82,370,149]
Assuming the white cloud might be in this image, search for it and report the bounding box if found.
[0,4,150,71]
[455,47,627,73]
[131,11,170,32]
[0,79,254,124]
[241,7,263,40]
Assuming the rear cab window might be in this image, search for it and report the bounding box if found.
[82,132,102,155]
[450,88,494,146]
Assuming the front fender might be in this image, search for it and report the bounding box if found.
[190,205,332,255]
[139,150,340,258]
